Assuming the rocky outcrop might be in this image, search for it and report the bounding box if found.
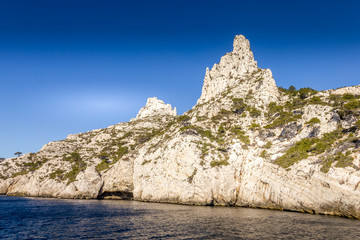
[197,35,258,104]
[1,35,360,218]
[131,97,177,121]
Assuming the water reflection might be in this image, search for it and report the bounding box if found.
[0,196,359,239]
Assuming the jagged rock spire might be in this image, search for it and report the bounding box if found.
[197,35,258,104]
[131,97,177,121]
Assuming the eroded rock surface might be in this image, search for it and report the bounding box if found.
[1,35,360,218]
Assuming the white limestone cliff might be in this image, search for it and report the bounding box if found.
[131,97,177,121]
[1,35,360,219]
[197,35,258,104]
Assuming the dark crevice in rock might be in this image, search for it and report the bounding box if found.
[180,129,198,136]
[308,127,320,138]
[342,126,357,133]
[330,111,341,123]
[278,122,302,142]
[352,139,360,148]
[234,107,245,114]
[258,130,275,141]
[97,191,134,200]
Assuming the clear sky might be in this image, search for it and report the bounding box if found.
[0,0,359,158]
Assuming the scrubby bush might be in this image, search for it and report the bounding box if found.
[298,87,318,99]
[260,150,268,158]
[232,98,247,113]
[306,117,321,125]
[249,122,261,130]
[249,107,261,117]
[342,93,356,100]
[210,158,229,167]
[320,152,354,173]
[230,126,250,144]
[265,112,301,129]
[343,100,360,110]
[355,120,360,128]
[49,169,65,180]
[178,115,191,122]
[218,124,225,134]
[63,152,86,184]
[267,102,283,117]
[180,125,220,143]
[308,96,324,105]
[263,141,272,149]
[275,138,314,168]
[275,129,343,169]
[137,130,164,144]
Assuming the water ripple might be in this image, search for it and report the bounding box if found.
[0,196,359,239]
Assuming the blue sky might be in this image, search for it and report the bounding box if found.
[0,0,359,158]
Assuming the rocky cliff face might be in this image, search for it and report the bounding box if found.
[197,35,258,105]
[1,35,360,218]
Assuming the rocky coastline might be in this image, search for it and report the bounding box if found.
[1,35,360,218]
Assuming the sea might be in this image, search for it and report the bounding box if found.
[0,195,359,239]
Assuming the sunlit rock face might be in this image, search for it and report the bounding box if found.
[197,35,258,105]
[131,97,177,121]
[1,35,360,219]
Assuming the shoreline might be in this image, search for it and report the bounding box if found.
[1,194,358,220]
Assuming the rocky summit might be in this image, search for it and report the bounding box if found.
[1,35,360,218]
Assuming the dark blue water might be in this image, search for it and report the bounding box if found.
[1,196,360,239]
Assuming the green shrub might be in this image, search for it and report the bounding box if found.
[342,93,356,100]
[265,111,301,129]
[180,125,221,143]
[210,158,229,167]
[211,109,232,121]
[249,107,261,117]
[320,152,354,173]
[334,152,354,168]
[63,152,81,162]
[232,98,247,112]
[278,86,318,99]
[355,120,360,128]
[311,130,342,154]
[12,169,29,178]
[320,156,334,173]
[187,169,197,183]
[343,100,360,110]
[308,96,324,105]
[284,98,307,110]
[120,132,133,140]
[275,138,314,168]
[137,129,164,144]
[116,146,128,158]
[141,160,151,165]
[245,89,254,100]
[49,169,65,180]
[230,126,250,144]
[63,152,86,184]
[328,94,342,106]
[249,122,261,130]
[220,109,232,114]
[95,160,110,172]
[178,115,191,122]
[298,88,318,99]
[260,150,268,158]
[66,161,86,185]
[275,129,343,169]
[264,141,272,149]
[199,142,213,159]
[218,124,225,134]
[306,117,321,125]
[267,102,284,117]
